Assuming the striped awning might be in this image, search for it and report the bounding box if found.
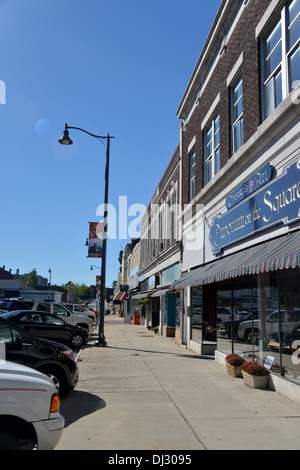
[113,291,122,301]
[131,291,155,300]
[173,231,300,289]
[151,289,170,298]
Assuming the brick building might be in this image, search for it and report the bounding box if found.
[171,0,300,397]
[133,143,181,337]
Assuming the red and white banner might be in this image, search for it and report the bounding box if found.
[96,275,101,294]
[88,222,103,258]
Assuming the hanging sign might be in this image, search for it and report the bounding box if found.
[88,222,103,258]
[96,275,101,294]
[210,158,300,254]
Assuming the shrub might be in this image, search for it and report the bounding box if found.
[225,354,245,366]
[241,361,268,376]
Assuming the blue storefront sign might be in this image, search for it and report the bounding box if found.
[210,158,300,254]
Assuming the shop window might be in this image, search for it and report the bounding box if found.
[191,286,203,343]
[215,270,300,384]
[261,0,300,119]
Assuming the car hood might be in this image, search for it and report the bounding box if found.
[0,360,55,386]
[33,336,72,351]
[75,314,92,323]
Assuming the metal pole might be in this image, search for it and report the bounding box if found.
[95,134,110,347]
[59,124,114,347]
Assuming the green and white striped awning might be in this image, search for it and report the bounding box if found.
[172,231,300,289]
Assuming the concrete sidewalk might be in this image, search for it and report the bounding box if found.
[56,316,300,450]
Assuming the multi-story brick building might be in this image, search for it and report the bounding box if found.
[134,144,182,337]
[171,0,300,396]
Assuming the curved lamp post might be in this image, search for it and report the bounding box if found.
[59,123,115,347]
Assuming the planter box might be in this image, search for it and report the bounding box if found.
[242,371,268,389]
[226,362,243,378]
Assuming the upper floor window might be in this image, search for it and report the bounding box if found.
[189,149,196,201]
[231,78,244,153]
[204,113,220,185]
[262,0,300,119]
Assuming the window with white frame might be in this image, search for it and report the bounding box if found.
[231,77,244,153]
[189,149,196,201]
[262,0,300,119]
[204,113,220,185]
[170,191,177,244]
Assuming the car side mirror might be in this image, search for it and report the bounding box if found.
[15,335,22,344]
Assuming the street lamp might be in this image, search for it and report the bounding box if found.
[48,268,52,301]
[58,123,115,347]
[90,265,100,271]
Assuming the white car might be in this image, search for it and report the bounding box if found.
[237,309,300,344]
[0,361,65,450]
[65,303,96,322]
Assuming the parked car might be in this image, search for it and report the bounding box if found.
[268,324,300,352]
[64,303,96,322]
[0,299,93,334]
[81,304,97,315]
[237,309,300,344]
[192,308,202,326]
[1,310,89,349]
[219,312,258,339]
[192,306,234,327]
[0,361,64,450]
[216,307,233,324]
[0,315,79,396]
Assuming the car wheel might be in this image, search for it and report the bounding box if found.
[71,333,84,348]
[0,430,21,450]
[40,366,66,396]
[245,329,259,345]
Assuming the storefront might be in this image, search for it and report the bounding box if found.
[174,228,300,385]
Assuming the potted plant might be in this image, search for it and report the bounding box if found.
[270,362,287,376]
[241,360,269,389]
[152,326,159,334]
[225,354,244,378]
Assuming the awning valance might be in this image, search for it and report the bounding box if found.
[121,292,128,301]
[131,291,154,300]
[151,289,169,297]
[172,231,300,289]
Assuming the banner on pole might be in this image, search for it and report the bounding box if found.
[88,222,103,258]
[96,275,101,294]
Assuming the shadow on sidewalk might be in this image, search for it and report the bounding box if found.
[60,390,106,427]
[88,344,215,360]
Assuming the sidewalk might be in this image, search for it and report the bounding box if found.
[56,316,300,451]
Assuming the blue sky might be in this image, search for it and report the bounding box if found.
[0,0,221,288]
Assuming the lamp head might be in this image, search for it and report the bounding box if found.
[58,124,73,145]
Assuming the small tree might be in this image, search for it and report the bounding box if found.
[21,269,38,289]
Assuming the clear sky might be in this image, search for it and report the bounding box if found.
[0,0,221,289]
